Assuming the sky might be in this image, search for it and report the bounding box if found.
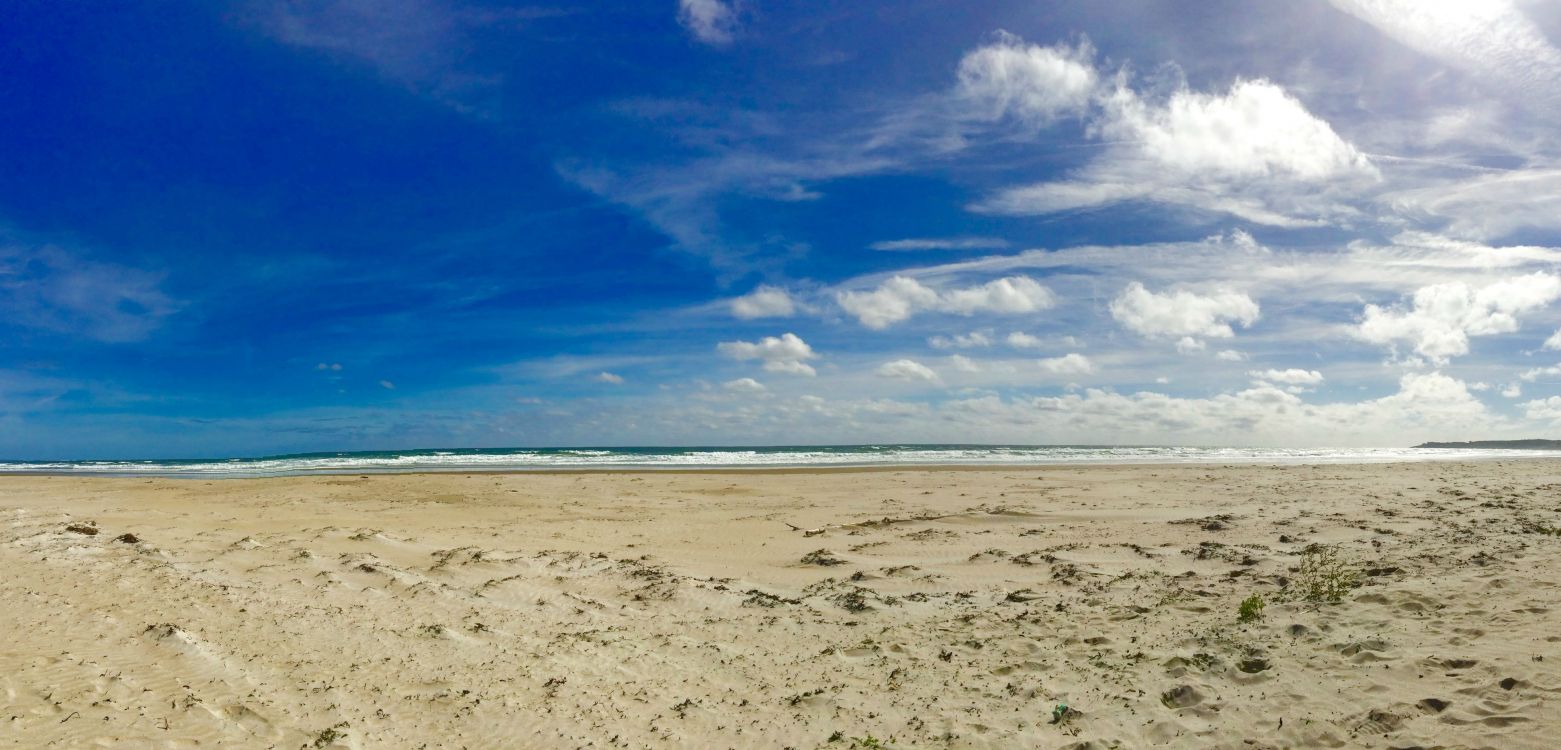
[6,0,1561,458]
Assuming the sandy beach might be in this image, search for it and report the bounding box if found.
[3,461,1559,748]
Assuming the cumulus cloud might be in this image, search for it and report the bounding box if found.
[942,276,1055,315]
[876,359,941,382]
[928,331,993,349]
[837,277,939,329]
[837,275,1055,329]
[722,377,766,393]
[974,70,1377,226]
[1250,368,1324,393]
[957,33,1097,124]
[1523,396,1561,421]
[717,332,819,376]
[1006,331,1043,349]
[937,371,1492,444]
[1215,350,1247,362]
[947,354,982,373]
[1110,282,1260,342]
[595,371,625,384]
[1250,368,1325,387]
[870,236,1011,251]
[1520,363,1561,383]
[1099,81,1375,182]
[1038,353,1094,375]
[730,285,796,319]
[1502,383,1523,398]
[1355,273,1561,362]
[378,379,395,389]
[677,0,738,45]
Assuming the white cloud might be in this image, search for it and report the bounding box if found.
[316,362,343,371]
[837,276,939,329]
[1101,80,1374,182]
[1038,353,1094,375]
[1006,331,1043,349]
[942,276,1057,315]
[1502,383,1523,398]
[947,354,982,373]
[244,0,548,114]
[1250,368,1324,386]
[1174,337,1206,354]
[455,367,1529,448]
[1110,282,1260,341]
[0,244,181,343]
[730,285,796,319]
[870,236,1011,251]
[975,74,1377,226]
[717,332,819,376]
[677,0,738,46]
[722,377,766,393]
[1521,363,1561,383]
[929,331,993,349]
[939,371,1493,444]
[595,371,625,384]
[378,379,395,390]
[956,33,1097,124]
[876,359,940,382]
[1215,350,1247,362]
[1523,396,1561,421]
[1355,273,1561,362]
[1384,169,1561,242]
[1330,0,1561,113]
[837,275,1055,329]
[1543,328,1561,351]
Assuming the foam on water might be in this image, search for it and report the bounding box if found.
[3,444,1559,477]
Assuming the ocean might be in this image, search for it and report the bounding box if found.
[2,444,1557,477]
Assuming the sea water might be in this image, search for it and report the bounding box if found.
[3,444,1558,477]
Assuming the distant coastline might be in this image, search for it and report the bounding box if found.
[1416,439,1561,450]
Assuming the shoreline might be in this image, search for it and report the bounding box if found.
[2,451,1559,479]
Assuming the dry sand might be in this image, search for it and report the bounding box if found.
[2,461,1559,748]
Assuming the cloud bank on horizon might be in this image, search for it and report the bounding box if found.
[5,0,1561,457]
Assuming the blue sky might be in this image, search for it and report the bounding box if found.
[6,0,1561,458]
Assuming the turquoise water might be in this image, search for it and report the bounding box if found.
[2,444,1556,477]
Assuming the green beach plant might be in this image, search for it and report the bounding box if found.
[1237,593,1265,622]
[1294,546,1358,603]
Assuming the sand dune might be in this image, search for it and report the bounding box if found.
[2,462,1559,748]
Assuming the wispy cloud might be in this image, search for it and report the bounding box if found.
[1330,0,1561,114]
[0,241,180,343]
[678,0,740,46]
[242,0,571,115]
[869,236,1011,252]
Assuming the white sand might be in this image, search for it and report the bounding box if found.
[2,462,1559,748]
